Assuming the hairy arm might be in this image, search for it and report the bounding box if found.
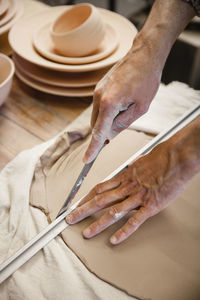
[84,0,195,163]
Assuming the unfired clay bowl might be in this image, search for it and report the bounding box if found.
[0,53,15,107]
[50,3,106,57]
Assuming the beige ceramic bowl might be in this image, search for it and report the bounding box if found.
[50,3,106,57]
[0,53,15,106]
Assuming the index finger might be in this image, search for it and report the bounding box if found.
[84,101,116,163]
[77,176,121,207]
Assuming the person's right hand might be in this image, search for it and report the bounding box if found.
[84,33,163,163]
[83,0,196,164]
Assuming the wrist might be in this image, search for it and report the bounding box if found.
[132,29,171,70]
[167,118,200,181]
[126,30,166,76]
[129,0,195,71]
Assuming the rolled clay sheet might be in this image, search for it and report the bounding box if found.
[30,127,200,300]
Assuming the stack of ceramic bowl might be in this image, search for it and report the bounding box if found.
[0,0,23,37]
[9,4,137,98]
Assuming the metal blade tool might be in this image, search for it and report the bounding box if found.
[56,152,103,218]
[0,103,199,284]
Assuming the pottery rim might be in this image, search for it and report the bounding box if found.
[51,3,96,37]
[0,53,15,88]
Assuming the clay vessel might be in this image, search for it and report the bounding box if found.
[0,53,15,107]
[50,3,106,57]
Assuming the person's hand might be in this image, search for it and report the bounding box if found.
[67,118,200,245]
[83,33,163,163]
[67,136,192,245]
[83,0,196,164]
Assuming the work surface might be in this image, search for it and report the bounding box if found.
[0,77,91,171]
[0,0,90,171]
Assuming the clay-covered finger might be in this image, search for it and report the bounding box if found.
[110,206,151,245]
[77,176,121,207]
[66,182,137,224]
[83,192,143,238]
[83,134,104,163]
[83,103,117,163]
[90,88,101,128]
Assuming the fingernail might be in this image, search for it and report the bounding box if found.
[110,236,117,244]
[66,214,73,224]
[83,227,91,237]
[83,155,87,163]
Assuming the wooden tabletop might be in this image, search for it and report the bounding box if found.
[0,77,91,170]
[0,0,92,171]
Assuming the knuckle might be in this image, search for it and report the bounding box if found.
[94,195,103,208]
[101,97,109,109]
[74,207,84,219]
[118,226,128,237]
[94,183,103,194]
[90,222,100,232]
[120,183,133,196]
[108,206,119,218]
[94,88,101,99]
[127,217,139,228]
[92,128,104,140]
[115,120,127,130]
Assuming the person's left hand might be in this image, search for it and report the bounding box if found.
[66,137,190,245]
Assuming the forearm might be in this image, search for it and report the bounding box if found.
[130,0,195,70]
[83,1,197,164]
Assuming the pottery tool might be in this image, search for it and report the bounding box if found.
[0,103,199,284]
[56,145,104,218]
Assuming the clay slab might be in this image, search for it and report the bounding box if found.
[30,128,200,300]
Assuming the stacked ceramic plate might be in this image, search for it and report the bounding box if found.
[0,0,23,36]
[9,5,137,97]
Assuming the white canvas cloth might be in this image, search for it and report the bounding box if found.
[0,108,135,300]
[130,82,200,134]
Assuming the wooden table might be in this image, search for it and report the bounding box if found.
[0,77,91,170]
[0,1,93,171]
[0,0,93,171]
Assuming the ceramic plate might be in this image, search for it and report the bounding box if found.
[33,22,118,65]
[9,6,137,72]
[0,0,17,27]
[15,66,94,97]
[0,0,9,17]
[0,0,23,35]
[13,53,110,87]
